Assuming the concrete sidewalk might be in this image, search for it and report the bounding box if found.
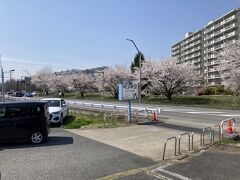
[67,116,218,161]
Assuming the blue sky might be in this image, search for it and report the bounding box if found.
[0,0,239,78]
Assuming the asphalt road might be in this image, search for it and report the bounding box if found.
[0,128,155,180]
[9,97,240,123]
[66,98,240,123]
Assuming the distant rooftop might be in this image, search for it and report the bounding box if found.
[54,66,109,76]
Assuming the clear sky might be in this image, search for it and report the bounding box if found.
[0,0,239,79]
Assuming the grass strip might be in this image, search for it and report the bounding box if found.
[64,112,127,129]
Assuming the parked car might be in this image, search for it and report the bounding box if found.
[14,92,24,97]
[0,101,50,144]
[6,92,13,97]
[24,92,33,97]
[41,98,68,125]
[31,92,37,96]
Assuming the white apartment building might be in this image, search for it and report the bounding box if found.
[172,8,240,86]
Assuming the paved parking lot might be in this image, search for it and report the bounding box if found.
[0,128,155,180]
[68,118,213,161]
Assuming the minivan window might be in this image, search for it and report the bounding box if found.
[6,106,28,118]
[31,105,43,117]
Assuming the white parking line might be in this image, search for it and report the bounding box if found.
[153,167,192,180]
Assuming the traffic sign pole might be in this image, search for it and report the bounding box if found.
[127,100,131,123]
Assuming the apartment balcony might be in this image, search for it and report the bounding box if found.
[204,48,214,53]
[194,64,201,69]
[204,27,214,34]
[204,60,220,67]
[207,75,221,79]
[204,33,214,40]
[214,21,223,29]
[214,44,224,51]
[214,29,223,36]
[225,31,236,39]
[172,50,180,55]
[172,45,180,51]
[194,40,201,45]
[204,54,216,60]
[208,68,218,73]
[204,40,214,47]
[224,23,236,32]
[213,36,224,44]
[223,15,236,24]
[194,52,201,57]
[182,40,201,51]
[193,58,201,64]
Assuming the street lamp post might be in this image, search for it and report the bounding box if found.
[0,55,4,102]
[9,69,15,92]
[23,69,32,92]
[126,38,142,102]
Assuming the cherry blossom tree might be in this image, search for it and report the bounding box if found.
[217,40,240,95]
[135,59,199,101]
[31,68,53,95]
[68,73,97,97]
[49,75,70,93]
[96,65,131,98]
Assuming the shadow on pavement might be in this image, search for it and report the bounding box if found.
[0,136,73,150]
[139,121,203,133]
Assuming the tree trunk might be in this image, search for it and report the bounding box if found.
[166,92,172,101]
[80,92,84,97]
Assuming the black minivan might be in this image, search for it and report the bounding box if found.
[0,101,50,144]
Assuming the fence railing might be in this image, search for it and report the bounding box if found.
[6,97,162,121]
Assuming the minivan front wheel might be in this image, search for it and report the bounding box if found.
[30,132,43,144]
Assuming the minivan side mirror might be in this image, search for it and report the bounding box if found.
[62,103,66,107]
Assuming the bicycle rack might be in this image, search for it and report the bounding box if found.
[202,127,212,146]
[191,132,194,150]
[162,136,177,160]
[212,125,221,142]
[178,132,190,155]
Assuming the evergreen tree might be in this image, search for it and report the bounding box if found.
[131,52,145,73]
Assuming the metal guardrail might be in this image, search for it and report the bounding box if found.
[6,97,162,116]
[178,132,190,155]
[162,136,177,160]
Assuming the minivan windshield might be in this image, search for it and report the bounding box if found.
[45,100,60,107]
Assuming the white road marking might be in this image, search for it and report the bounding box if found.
[220,114,240,117]
[153,167,192,180]
[186,111,223,114]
